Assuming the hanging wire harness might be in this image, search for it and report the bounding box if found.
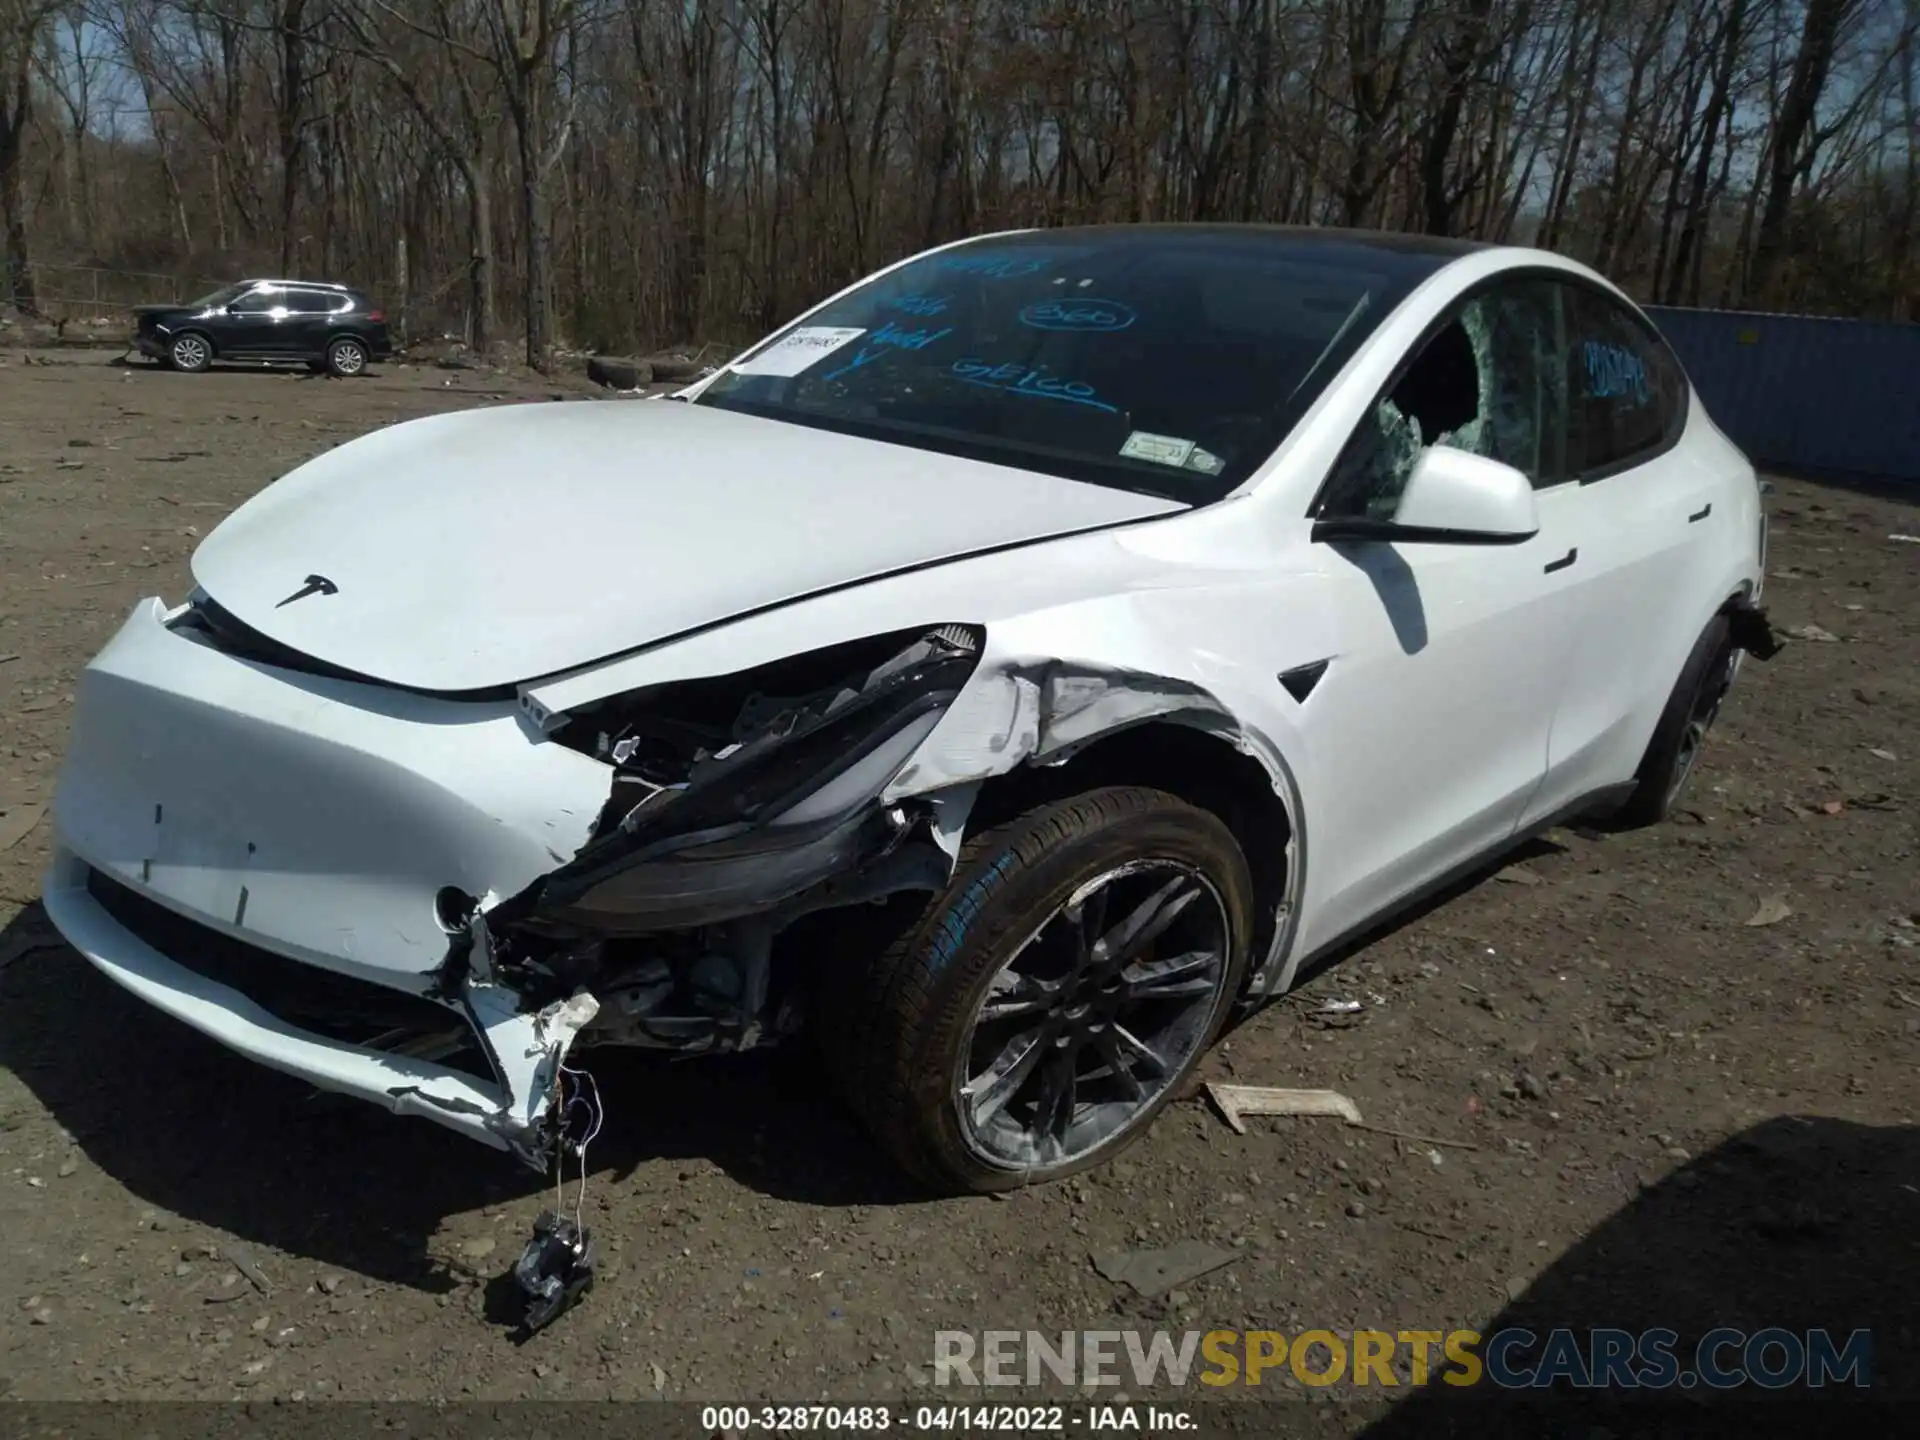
[511,1061,604,1335]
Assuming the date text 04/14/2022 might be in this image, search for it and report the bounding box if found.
[699,1402,1199,1431]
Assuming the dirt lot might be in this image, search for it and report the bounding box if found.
[1,354,1915,1420]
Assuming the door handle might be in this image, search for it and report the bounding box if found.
[1543,547,1577,574]
[1688,502,1713,522]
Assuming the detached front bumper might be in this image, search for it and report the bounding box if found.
[40,597,618,1164]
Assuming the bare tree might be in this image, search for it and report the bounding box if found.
[477,0,581,369]
[0,0,60,310]
[2,0,1913,344]
[1746,0,1864,298]
[33,5,102,244]
[339,0,500,347]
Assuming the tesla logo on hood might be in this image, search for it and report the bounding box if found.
[274,573,339,608]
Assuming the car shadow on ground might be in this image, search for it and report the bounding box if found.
[1353,1115,1913,1435]
[107,355,384,380]
[0,902,920,1296]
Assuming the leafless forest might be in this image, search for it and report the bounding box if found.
[1,0,1916,369]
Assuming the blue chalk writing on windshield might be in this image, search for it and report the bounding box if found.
[871,320,952,350]
[1019,298,1137,333]
[950,359,1117,413]
[1584,340,1648,403]
[821,347,885,382]
[891,293,950,317]
[934,253,1047,279]
[820,321,953,381]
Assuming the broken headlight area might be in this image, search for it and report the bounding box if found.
[526,622,981,918]
[447,625,984,1053]
[568,624,978,833]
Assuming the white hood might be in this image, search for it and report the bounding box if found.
[190,400,1183,691]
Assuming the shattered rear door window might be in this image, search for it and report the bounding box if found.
[697,230,1429,503]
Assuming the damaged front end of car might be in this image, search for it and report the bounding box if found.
[428,624,990,1163]
[45,594,994,1176]
[49,593,1297,1188]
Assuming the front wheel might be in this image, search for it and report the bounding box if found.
[325,336,368,377]
[823,787,1254,1193]
[168,332,211,372]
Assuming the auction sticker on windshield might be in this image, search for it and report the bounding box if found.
[1119,430,1197,468]
[733,326,866,377]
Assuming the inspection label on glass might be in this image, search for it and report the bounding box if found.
[732,326,866,377]
[1119,430,1197,468]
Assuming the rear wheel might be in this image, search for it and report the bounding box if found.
[168,332,212,372]
[325,336,368,377]
[822,787,1254,1193]
[1611,614,1737,827]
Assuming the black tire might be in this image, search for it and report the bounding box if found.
[822,786,1254,1194]
[587,355,651,390]
[1610,614,1738,828]
[167,331,212,372]
[325,336,368,377]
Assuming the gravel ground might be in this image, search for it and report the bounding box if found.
[1,353,1915,1422]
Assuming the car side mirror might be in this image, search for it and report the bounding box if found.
[1312,446,1539,546]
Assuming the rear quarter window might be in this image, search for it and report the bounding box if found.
[1563,287,1688,479]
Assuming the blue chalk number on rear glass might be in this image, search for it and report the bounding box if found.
[1584,340,1649,404]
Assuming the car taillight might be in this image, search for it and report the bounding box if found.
[366,309,385,323]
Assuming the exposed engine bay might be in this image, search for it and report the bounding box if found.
[431,624,986,1066]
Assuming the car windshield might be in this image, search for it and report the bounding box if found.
[695,228,1438,503]
[183,283,248,310]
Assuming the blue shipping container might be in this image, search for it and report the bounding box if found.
[1644,306,1920,484]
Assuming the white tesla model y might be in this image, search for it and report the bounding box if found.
[44,225,1779,1193]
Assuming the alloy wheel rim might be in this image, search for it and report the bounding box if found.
[335,343,364,374]
[174,337,206,368]
[1668,647,1736,806]
[954,859,1231,1171]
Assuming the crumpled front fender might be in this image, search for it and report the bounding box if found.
[876,606,1311,997]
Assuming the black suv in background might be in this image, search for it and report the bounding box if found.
[133,279,393,376]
